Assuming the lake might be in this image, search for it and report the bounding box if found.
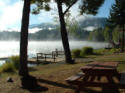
[0,41,109,58]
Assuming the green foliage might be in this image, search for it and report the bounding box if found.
[94,48,106,54]
[31,0,51,14]
[0,63,15,73]
[9,56,20,69]
[80,47,93,57]
[109,48,120,53]
[79,0,105,15]
[94,48,120,55]
[112,26,120,42]
[88,28,105,41]
[108,0,125,26]
[72,49,81,58]
[103,26,111,41]
[0,56,20,73]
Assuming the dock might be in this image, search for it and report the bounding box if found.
[33,49,65,64]
[28,57,65,64]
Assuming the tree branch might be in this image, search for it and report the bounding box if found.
[63,0,78,16]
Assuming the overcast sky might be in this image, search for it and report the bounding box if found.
[0,0,115,32]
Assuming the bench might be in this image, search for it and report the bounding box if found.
[66,72,84,84]
[66,72,125,93]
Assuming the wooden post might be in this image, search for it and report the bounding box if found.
[44,54,46,61]
[53,54,56,62]
[37,53,38,62]
[56,48,58,57]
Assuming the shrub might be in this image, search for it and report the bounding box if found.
[0,62,15,73]
[72,49,81,58]
[0,56,20,73]
[9,56,20,69]
[80,46,93,56]
[110,48,120,53]
[94,48,105,55]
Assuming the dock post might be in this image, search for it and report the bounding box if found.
[53,54,56,62]
[44,54,46,61]
[55,48,58,57]
[36,53,39,62]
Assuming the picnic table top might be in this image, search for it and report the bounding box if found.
[81,61,119,72]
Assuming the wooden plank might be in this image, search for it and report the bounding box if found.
[81,62,119,76]
[66,72,84,83]
[81,62,118,71]
[86,62,118,67]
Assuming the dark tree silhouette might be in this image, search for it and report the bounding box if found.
[56,0,76,64]
[108,0,125,52]
[19,0,37,89]
[19,0,30,77]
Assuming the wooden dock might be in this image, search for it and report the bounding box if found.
[28,57,65,64]
[34,49,64,64]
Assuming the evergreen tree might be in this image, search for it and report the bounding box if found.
[19,0,38,89]
[19,0,30,87]
[108,0,125,51]
[103,26,112,42]
[112,26,120,43]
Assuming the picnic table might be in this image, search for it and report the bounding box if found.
[81,62,120,82]
[66,62,125,93]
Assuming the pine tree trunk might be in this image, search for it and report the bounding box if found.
[19,0,37,89]
[56,0,74,63]
[19,0,30,77]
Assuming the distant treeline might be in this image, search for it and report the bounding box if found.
[88,26,120,43]
[0,26,120,42]
[0,29,89,41]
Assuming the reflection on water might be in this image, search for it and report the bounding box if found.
[0,41,109,58]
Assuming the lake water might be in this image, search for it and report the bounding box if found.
[0,41,109,58]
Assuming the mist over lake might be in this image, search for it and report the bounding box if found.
[0,41,109,58]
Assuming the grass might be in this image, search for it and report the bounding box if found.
[0,56,19,73]
[0,62,15,73]
[0,49,125,93]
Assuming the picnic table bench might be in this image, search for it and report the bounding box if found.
[66,62,125,93]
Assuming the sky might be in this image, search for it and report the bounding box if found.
[0,0,115,33]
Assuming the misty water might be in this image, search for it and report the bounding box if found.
[0,41,110,57]
[0,41,109,65]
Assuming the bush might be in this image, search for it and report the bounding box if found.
[110,48,120,53]
[80,47,93,57]
[0,62,15,73]
[9,56,20,69]
[94,48,105,55]
[0,56,20,73]
[72,49,81,58]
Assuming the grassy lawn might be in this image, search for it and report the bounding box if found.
[0,50,125,93]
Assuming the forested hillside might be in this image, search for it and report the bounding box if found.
[0,17,120,42]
